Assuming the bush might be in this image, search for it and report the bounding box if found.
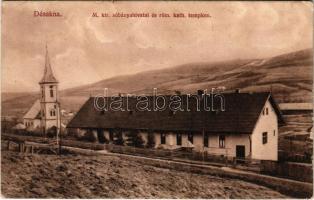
[47,126,57,138]
[126,130,145,148]
[80,130,97,143]
[14,129,28,135]
[26,127,43,136]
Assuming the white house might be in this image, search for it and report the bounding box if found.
[67,91,284,161]
[23,46,61,135]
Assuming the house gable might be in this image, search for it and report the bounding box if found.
[251,97,279,161]
[23,100,41,120]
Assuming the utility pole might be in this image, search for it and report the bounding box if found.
[57,101,62,155]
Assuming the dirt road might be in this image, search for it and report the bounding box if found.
[1,150,289,198]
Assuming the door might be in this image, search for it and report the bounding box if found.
[161,133,166,144]
[176,133,182,145]
[236,145,245,158]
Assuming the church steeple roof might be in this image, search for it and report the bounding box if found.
[39,45,58,84]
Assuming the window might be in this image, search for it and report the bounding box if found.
[219,135,225,148]
[50,109,56,116]
[262,109,265,115]
[203,133,209,147]
[109,130,114,141]
[41,88,44,98]
[262,132,268,144]
[50,86,54,97]
[188,132,193,144]
[273,130,276,136]
[176,133,182,145]
[161,133,166,144]
[266,108,269,115]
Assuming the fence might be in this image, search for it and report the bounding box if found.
[1,133,260,169]
[104,144,313,182]
[104,144,261,170]
[105,144,229,162]
[3,133,312,183]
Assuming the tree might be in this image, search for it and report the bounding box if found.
[146,131,155,148]
[126,130,145,148]
[47,126,57,138]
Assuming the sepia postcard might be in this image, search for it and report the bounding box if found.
[1,1,313,199]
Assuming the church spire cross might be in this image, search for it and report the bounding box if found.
[40,44,58,84]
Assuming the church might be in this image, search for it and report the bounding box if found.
[23,46,61,135]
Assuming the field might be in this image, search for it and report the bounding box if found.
[1,150,290,198]
[278,113,312,159]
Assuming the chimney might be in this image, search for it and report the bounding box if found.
[197,89,204,96]
[175,90,181,95]
[235,89,240,93]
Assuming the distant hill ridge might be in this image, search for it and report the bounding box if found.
[2,48,313,118]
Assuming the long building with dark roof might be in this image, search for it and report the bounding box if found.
[67,91,284,161]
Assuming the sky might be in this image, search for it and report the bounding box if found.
[2,1,313,92]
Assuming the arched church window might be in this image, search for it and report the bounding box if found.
[50,109,56,116]
[41,87,44,98]
[50,86,54,97]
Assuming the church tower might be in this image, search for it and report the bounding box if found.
[39,45,60,135]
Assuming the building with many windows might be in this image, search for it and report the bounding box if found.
[67,91,284,161]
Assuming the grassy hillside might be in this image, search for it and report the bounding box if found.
[2,48,312,119]
[63,48,312,100]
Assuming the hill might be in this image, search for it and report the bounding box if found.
[63,48,312,100]
[2,48,313,119]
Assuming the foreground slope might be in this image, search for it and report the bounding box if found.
[1,150,289,198]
